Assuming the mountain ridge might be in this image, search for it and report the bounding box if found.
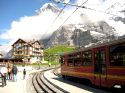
[38,1,125,48]
[40,20,117,48]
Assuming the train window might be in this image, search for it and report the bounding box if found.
[100,50,106,74]
[110,44,125,66]
[74,52,81,66]
[94,49,106,74]
[94,50,100,73]
[100,50,106,65]
[67,54,74,66]
[82,51,92,66]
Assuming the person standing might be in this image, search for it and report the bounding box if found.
[23,69,26,79]
[0,64,7,86]
[12,65,18,82]
[48,62,51,67]
[7,66,11,80]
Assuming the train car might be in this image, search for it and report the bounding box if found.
[60,38,125,88]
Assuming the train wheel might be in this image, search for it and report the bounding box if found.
[62,75,66,79]
[121,85,125,90]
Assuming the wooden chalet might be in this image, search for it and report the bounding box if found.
[11,38,44,64]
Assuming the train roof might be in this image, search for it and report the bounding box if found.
[61,37,125,56]
[83,37,125,50]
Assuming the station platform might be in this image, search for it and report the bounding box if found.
[0,66,41,93]
[0,72,27,93]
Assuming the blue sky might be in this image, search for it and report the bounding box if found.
[0,0,51,30]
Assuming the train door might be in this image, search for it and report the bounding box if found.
[94,48,107,87]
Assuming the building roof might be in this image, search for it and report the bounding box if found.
[12,38,27,46]
[11,38,44,48]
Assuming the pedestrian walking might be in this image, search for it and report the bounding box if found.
[12,65,18,82]
[23,69,26,79]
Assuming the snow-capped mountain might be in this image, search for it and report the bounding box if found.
[42,20,117,48]
[37,3,62,14]
[105,0,125,18]
[103,0,125,35]
[105,0,125,22]
[0,45,11,58]
[4,49,13,58]
[39,2,121,48]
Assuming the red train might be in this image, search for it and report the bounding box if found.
[60,38,125,88]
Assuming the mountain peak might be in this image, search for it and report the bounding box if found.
[39,3,61,13]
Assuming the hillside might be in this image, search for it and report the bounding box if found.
[44,45,75,61]
[44,45,75,55]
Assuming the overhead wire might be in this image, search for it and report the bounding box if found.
[55,0,121,17]
[42,0,70,39]
[49,0,70,28]
[55,0,88,31]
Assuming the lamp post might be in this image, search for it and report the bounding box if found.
[22,58,26,67]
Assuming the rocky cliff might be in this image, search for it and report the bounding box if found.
[40,21,117,48]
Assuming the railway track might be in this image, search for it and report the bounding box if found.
[27,68,124,93]
[30,68,66,93]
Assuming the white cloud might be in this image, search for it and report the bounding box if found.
[0,6,63,45]
[106,19,125,35]
[78,0,102,5]
[53,0,70,3]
